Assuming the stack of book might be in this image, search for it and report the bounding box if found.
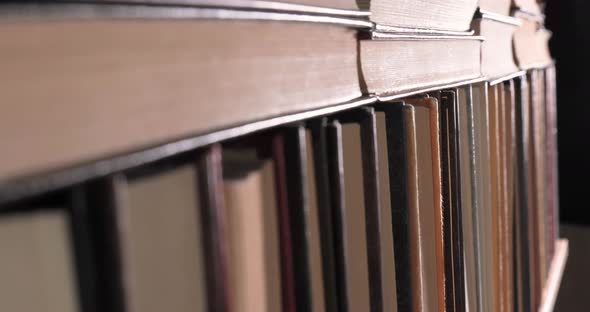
[0,1,567,312]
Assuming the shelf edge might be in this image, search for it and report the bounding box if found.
[539,239,569,312]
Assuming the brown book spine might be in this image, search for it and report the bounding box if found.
[525,72,540,311]
[326,120,350,312]
[442,90,466,312]
[404,97,445,312]
[309,119,340,312]
[500,82,509,312]
[425,100,445,312]
[326,107,385,312]
[531,69,549,303]
[515,76,532,312]
[283,125,313,312]
[488,84,504,312]
[86,176,127,312]
[503,79,517,312]
[271,134,297,312]
[198,144,232,312]
[402,105,425,312]
[544,65,559,262]
[374,102,419,312]
[433,89,456,312]
[358,108,385,312]
[69,186,100,312]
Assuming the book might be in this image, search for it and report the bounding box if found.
[374,102,424,312]
[68,185,101,312]
[513,14,553,70]
[309,119,340,312]
[223,148,282,312]
[478,0,512,16]
[543,66,559,263]
[281,125,363,312]
[197,144,231,312]
[282,125,318,312]
[328,108,389,312]
[354,108,387,312]
[514,76,532,312]
[457,85,481,312]
[472,14,521,79]
[437,90,467,312]
[513,0,543,15]
[493,81,515,312]
[472,82,496,312]
[374,110,398,312]
[118,165,207,312]
[517,76,537,311]
[270,134,298,312]
[304,129,328,312]
[358,0,478,32]
[400,104,425,312]
[360,35,482,97]
[503,80,518,312]
[107,0,366,13]
[0,210,79,312]
[524,65,541,312]
[404,97,443,312]
[487,83,504,312]
[327,119,371,312]
[0,6,365,182]
[530,70,549,300]
[497,82,510,312]
[405,98,445,312]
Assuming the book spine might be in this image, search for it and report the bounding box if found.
[283,125,313,312]
[358,108,385,312]
[198,145,232,312]
[326,120,350,312]
[309,119,340,312]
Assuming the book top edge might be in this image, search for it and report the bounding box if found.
[477,10,522,26]
[97,0,369,17]
[370,32,484,41]
[373,25,475,37]
[0,2,372,28]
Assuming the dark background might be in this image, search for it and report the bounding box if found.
[545,1,590,309]
[546,0,590,225]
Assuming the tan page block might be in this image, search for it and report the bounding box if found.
[123,166,206,312]
[0,210,78,312]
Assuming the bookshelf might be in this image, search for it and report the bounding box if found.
[0,1,566,312]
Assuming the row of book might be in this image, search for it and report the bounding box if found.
[0,68,560,312]
[0,0,551,184]
[0,0,565,312]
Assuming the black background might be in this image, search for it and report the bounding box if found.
[546,0,590,225]
[545,2,590,309]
